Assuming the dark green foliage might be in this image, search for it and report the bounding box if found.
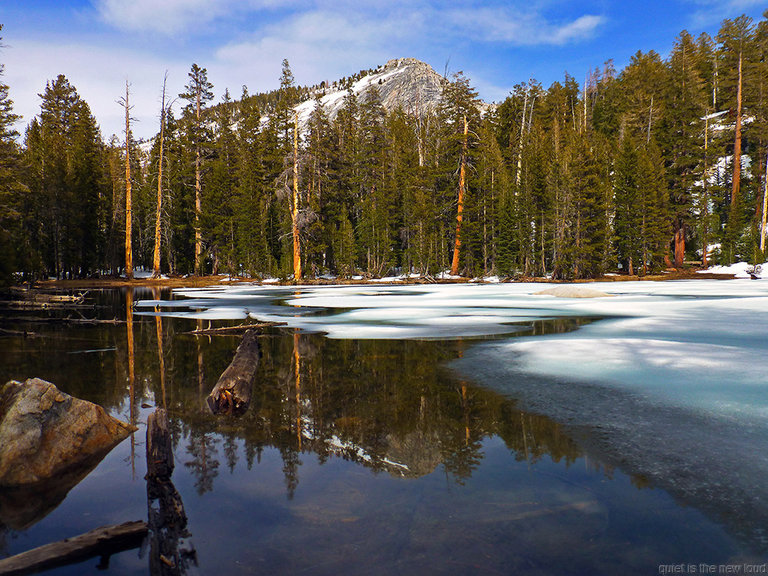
[7,12,768,284]
[23,75,108,278]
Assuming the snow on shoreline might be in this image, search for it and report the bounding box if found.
[699,260,767,278]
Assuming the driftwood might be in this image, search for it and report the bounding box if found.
[206,330,260,415]
[184,321,284,336]
[146,409,174,480]
[0,521,147,576]
[8,289,87,304]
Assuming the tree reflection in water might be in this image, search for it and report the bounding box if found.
[164,327,585,494]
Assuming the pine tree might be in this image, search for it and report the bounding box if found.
[206,89,238,274]
[179,63,214,275]
[717,16,757,262]
[661,31,709,267]
[570,135,608,279]
[0,25,24,283]
[24,75,106,278]
[613,136,641,274]
[437,72,481,276]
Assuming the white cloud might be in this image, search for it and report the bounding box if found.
[214,9,426,93]
[445,7,605,46]
[3,39,190,140]
[92,0,287,35]
[686,0,766,27]
[5,1,608,141]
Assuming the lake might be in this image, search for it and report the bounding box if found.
[1,282,766,575]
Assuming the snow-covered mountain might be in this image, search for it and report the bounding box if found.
[294,58,446,126]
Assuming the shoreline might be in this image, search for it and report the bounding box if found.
[28,269,736,290]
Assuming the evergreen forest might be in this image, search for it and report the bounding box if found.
[2,14,768,284]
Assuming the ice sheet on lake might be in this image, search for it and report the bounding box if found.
[136,278,768,549]
[135,279,768,415]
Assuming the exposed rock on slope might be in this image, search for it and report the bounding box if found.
[0,378,136,486]
[295,58,446,126]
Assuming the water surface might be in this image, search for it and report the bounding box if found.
[0,285,764,575]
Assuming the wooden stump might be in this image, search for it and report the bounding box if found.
[146,408,173,480]
[206,330,260,416]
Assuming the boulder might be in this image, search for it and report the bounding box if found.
[534,285,612,298]
[0,378,136,486]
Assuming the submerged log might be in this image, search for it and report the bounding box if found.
[206,330,260,416]
[0,521,147,576]
[146,409,174,480]
[0,379,136,486]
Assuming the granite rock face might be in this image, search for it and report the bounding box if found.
[0,378,136,486]
[295,57,447,127]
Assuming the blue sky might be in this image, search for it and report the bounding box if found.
[1,0,766,140]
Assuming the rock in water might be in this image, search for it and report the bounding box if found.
[533,285,612,298]
[0,378,136,486]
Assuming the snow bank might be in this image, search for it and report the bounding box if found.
[699,261,766,279]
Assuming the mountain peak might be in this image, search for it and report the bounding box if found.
[295,58,445,126]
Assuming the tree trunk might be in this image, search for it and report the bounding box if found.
[674,225,685,268]
[124,82,133,280]
[146,408,173,480]
[194,88,202,276]
[732,50,743,209]
[516,92,527,186]
[206,330,260,415]
[450,115,468,276]
[292,111,302,280]
[152,74,167,278]
[761,147,768,253]
[703,112,709,267]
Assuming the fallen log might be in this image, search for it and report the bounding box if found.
[206,330,260,416]
[184,321,284,336]
[0,520,147,576]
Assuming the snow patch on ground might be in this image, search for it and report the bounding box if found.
[700,261,767,278]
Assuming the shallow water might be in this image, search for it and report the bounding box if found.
[0,284,765,575]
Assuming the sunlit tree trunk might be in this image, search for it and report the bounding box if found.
[731,50,743,209]
[123,82,133,280]
[152,74,167,278]
[450,115,468,276]
[292,111,302,280]
[674,226,685,268]
[761,148,768,253]
[702,113,709,267]
[194,90,202,275]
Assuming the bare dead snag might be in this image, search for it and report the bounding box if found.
[206,330,260,415]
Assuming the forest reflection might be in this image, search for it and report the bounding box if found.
[139,309,602,498]
[0,288,609,503]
